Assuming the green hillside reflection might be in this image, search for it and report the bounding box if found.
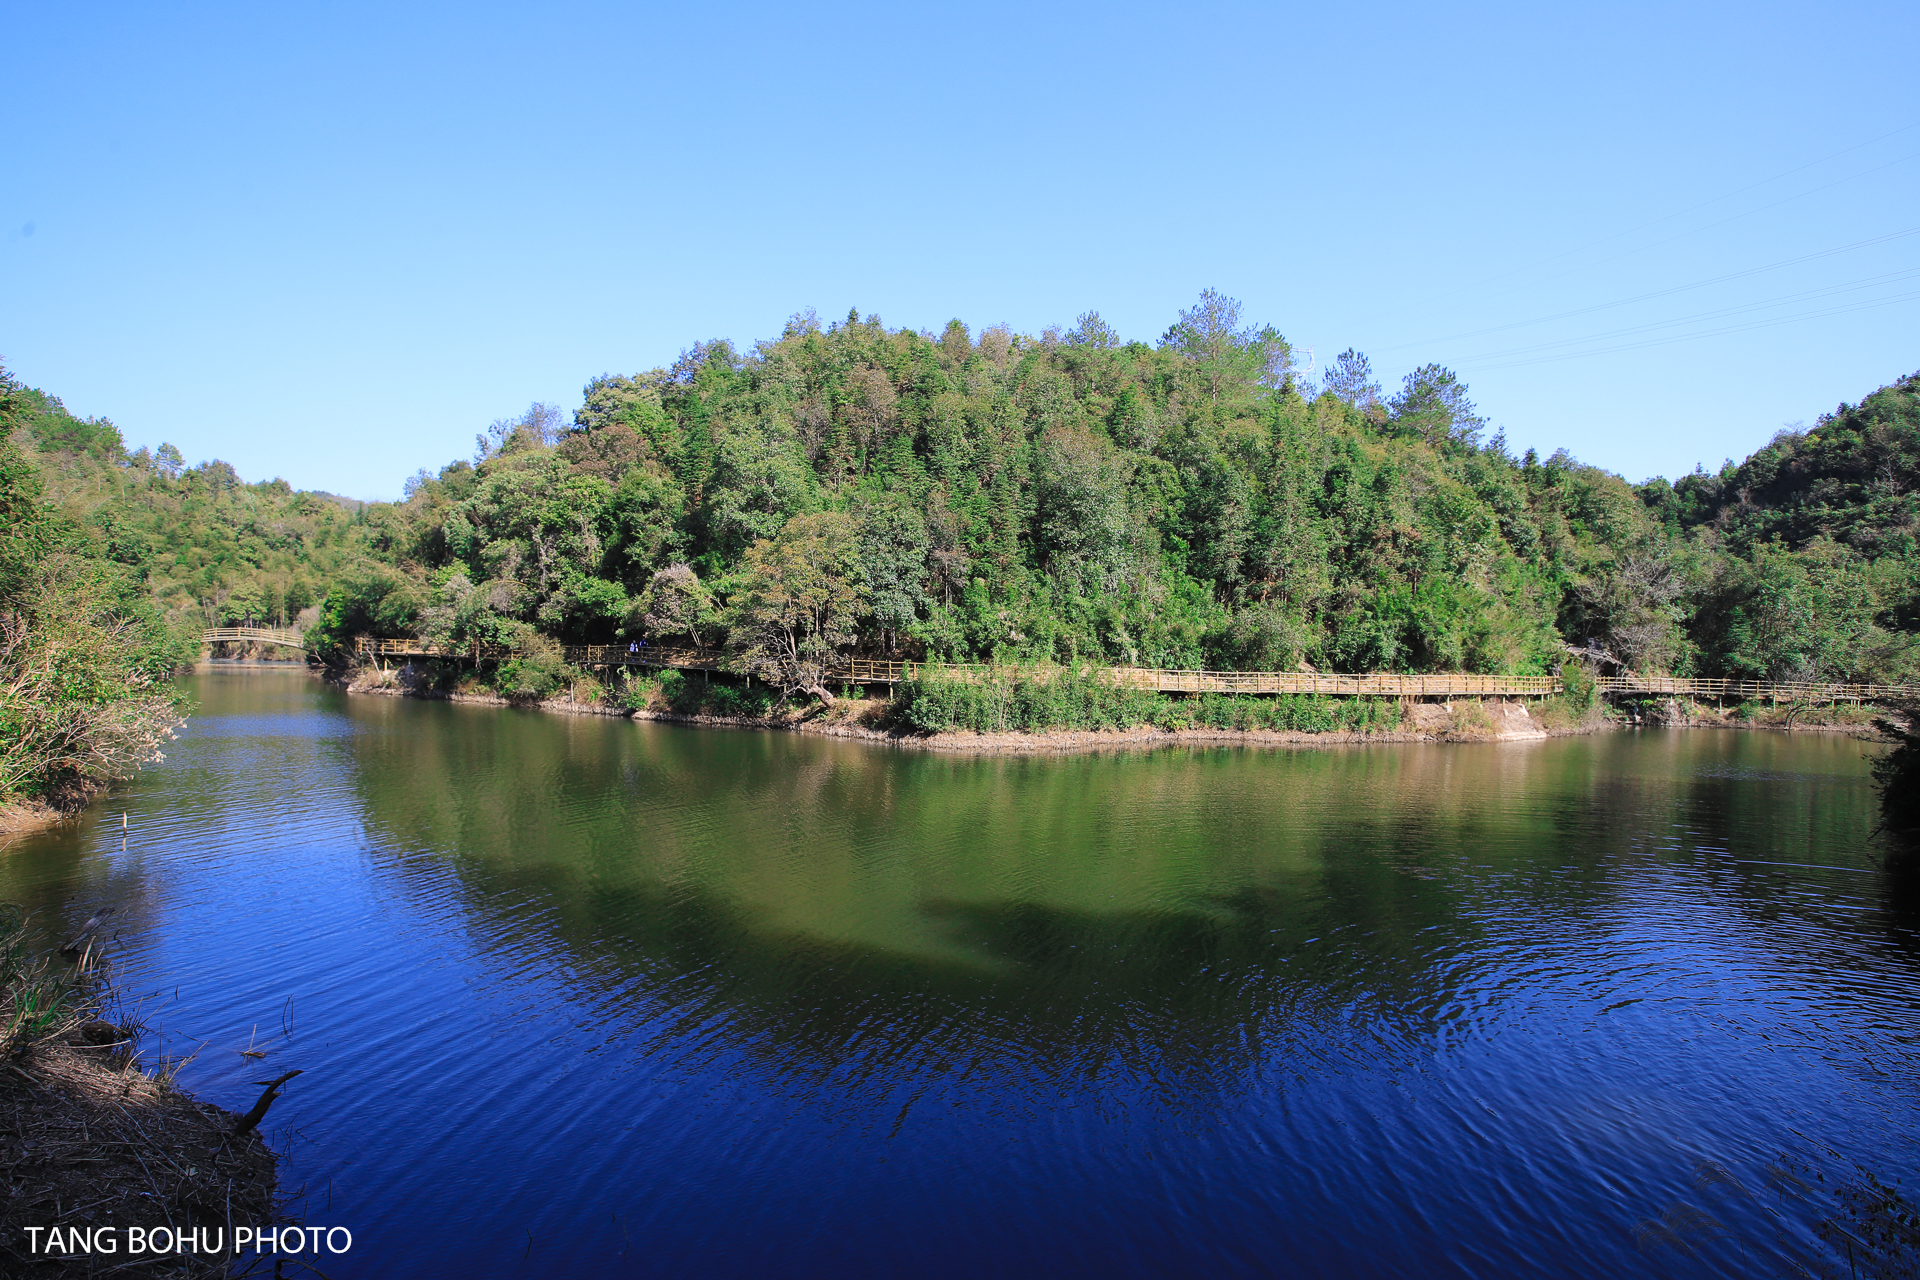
[333,700,1884,1090]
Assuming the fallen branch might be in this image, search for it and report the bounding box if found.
[231,1069,303,1137]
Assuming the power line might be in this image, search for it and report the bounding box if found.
[1466,290,1920,372]
[1485,147,1920,306]
[1375,225,1920,353]
[1448,266,1920,363]
[1399,120,1920,317]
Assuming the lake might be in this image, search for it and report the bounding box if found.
[3,667,1915,1277]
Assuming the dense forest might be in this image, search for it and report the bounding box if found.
[4,292,1918,720]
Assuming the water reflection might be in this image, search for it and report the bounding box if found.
[0,672,1913,1279]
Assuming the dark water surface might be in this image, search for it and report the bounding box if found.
[4,669,1917,1277]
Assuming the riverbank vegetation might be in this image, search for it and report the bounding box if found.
[0,366,194,817]
[0,907,281,1277]
[8,300,1919,732]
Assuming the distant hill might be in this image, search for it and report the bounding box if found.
[6,305,1917,689]
[1643,370,1920,558]
[2,376,397,630]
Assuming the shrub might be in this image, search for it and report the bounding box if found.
[888,668,1428,736]
[620,673,663,710]
[491,636,569,701]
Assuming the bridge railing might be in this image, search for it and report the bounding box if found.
[554,653,1562,695]
[358,637,519,661]
[204,627,310,651]
[569,644,733,671]
[1594,675,1920,702]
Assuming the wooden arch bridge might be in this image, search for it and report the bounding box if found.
[203,627,313,653]
[348,637,1920,705]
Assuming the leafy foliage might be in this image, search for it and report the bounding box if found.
[0,364,193,806]
[10,309,1920,722]
[727,512,866,702]
[3,376,394,644]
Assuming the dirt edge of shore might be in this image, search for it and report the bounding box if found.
[331,671,1609,752]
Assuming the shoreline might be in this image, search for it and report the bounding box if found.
[0,800,70,840]
[1,1035,282,1278]
[336,673,1593,752]
[0,931,283,1279]
[328,669,1889,752]
[0,780,115,840]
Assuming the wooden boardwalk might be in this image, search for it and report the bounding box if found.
[350,637,1920,704]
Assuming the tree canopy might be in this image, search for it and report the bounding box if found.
[8,300,1919,698]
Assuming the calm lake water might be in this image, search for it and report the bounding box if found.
[4,668,1917,1277]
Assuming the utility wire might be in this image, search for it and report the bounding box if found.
[1468,290,1920,371]
[1449,266,1920,363]
[1398,120,1920,316]
[1469,147,1920,309]
[1375,225,1920,353]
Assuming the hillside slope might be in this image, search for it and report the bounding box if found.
[9,305,1916,693]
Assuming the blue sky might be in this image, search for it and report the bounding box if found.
[3,0,1915,499]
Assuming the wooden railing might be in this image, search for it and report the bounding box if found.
[204,627,310,652]
[358,637,517,661]
[1593,674,1920,702]
[350,637,1920,703]
[567,644,733,671]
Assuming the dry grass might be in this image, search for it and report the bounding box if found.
[1446,699,1496,735]
[0,914,283,1278]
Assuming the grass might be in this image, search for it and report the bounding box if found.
[0,906,91,1061]
[0,906,285,1278]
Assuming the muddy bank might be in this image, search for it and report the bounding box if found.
[1620,694,1885,734]
[1,1036,281,1277]
[333,662,1889,751]
[0,802,69,841]
[0,779,117,842]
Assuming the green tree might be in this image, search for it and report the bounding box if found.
[633,564,717,646]
[1321,349,1383,421]
[0,370,189,807]
[726,512,866,703]
[307,569,422,655]
[1159,289,1295,404]
[1715,540,1877,682]
[1389,364,1484,449]
[853,495,931,654]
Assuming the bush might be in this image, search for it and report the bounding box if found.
[307,569,422,658]
[1560,661,1598,714]
[620,672,663,710]
[0,435,191,805]
[891,667,1168,734]
[647,670,781,717]
[491,636,570,701]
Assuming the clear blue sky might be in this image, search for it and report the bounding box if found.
[3,1,1916,499]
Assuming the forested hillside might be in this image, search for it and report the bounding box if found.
[6,376,397,632]
[8,294,1918,703]
[0,365,192,811]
